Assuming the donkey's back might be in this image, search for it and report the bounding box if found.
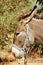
[29,19,43,45]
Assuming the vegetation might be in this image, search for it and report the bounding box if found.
[0,0,37,23]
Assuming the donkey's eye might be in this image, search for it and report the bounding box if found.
[15,33,20,36]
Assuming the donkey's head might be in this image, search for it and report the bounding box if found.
[13,20,34,49]
[13,21,26,48]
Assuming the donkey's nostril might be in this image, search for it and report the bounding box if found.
[15,33,20,36]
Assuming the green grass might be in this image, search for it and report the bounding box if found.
[0,0,37,23]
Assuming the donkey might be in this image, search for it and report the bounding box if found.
[13,0,43,53]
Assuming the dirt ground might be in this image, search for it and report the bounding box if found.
[0,58,43,65]
[0,52,43,65]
